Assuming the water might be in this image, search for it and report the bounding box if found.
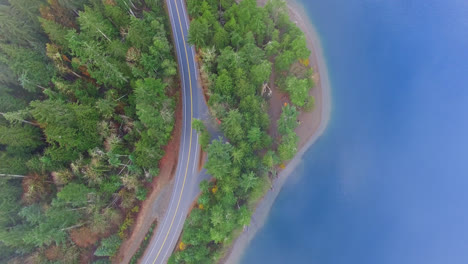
[242,0,468,263]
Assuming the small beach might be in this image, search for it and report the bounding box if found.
[221,0,332,263]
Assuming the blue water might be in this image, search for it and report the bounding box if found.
[242,0,468,263]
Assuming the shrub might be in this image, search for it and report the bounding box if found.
[94,235,122,257]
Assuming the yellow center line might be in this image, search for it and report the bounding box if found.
[152,0,193,263]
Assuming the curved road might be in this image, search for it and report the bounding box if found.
[141,0,209,263]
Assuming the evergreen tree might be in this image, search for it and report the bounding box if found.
[0,44,54,93]
[0,124,44,151]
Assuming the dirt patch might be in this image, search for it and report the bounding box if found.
[194,51,212,104]
[70,227,99,248]
[113,91,183,264]
[44,245,61,261]
[80,248,95,264]
[266,69,288,150]
[198,147,207,172]
[267,66,322,153]
[296,66,323,149]
[264,5,324,153]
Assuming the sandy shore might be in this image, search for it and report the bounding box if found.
[221,0,332,263]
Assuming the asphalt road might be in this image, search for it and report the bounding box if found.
[140,0,210,263]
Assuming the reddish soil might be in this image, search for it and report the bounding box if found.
[296,66,323,150]
[266,70,287,150]
[267,62,322,152]
[113,91,183,264]
[80,248,95,264]
[70,227,99,248]
[195,52,212,104]
[44,245,61,261]
[198,148,207,172]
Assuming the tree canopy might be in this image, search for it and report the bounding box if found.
[0,0,178,262]
[173,0,314,263]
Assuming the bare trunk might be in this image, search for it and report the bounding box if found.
[36,84,47,90]
[70,70,82,78]
[128,0,137,9]
[0,174,27,178]
[0,113,39,127]
[69,207,87,211]
[60,223,85,231]
[118,160,131,175]
[96,28,111,42]
[123,2,137,18]
[114,94,128,102]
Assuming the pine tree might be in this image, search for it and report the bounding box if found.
[0,124,44,151]
[78,5,118,42]
[0,44,54,93]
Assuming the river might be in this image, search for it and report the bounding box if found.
[241,0,468,263]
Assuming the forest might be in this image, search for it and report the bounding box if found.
[0,0,178,263]
[170,0,314,263]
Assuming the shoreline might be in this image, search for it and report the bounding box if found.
[221,0,332,263]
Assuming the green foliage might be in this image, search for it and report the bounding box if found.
[67,32,128,88]
[275,50,296,72]
[134,132,165,169]
[205,139,233,180]
[136,187,148,201]
[129,222,157,264]
[213,23,229,50]
[0,152,30,175]
[93,259,111,264]
[262,150,278,169]
[222,110,244,144]
[285,76,312,107]
[77,5,118,42]
[188,18,211,47]
[174,0,313,262]
[94,235,121,257]
[251,60,272,86]
[118,206,139,239]
[0,44,54,92]
[30,100,101,164]
[247,127,262,145]
[133,78,174,170]
[278,131,299,161]
[95,98,117,119]
[23,205,80,247]
[291,35,311,60]
[0,0,178,261]
[131,15,177,79]
[57,183,91,207]
[127,16,154,50]
[0,124,44,151]
[304,95,316,112]
[192,119,211,150]
[40,18,70,49]
[0,178,22,228]
[215,69,234,98]
[277,105,299,135]
[240,171,258,193]
[265,40,280,57]
[238,205,251,226]
[135,78,174,140]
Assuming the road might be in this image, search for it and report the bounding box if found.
[140,0,210,263]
